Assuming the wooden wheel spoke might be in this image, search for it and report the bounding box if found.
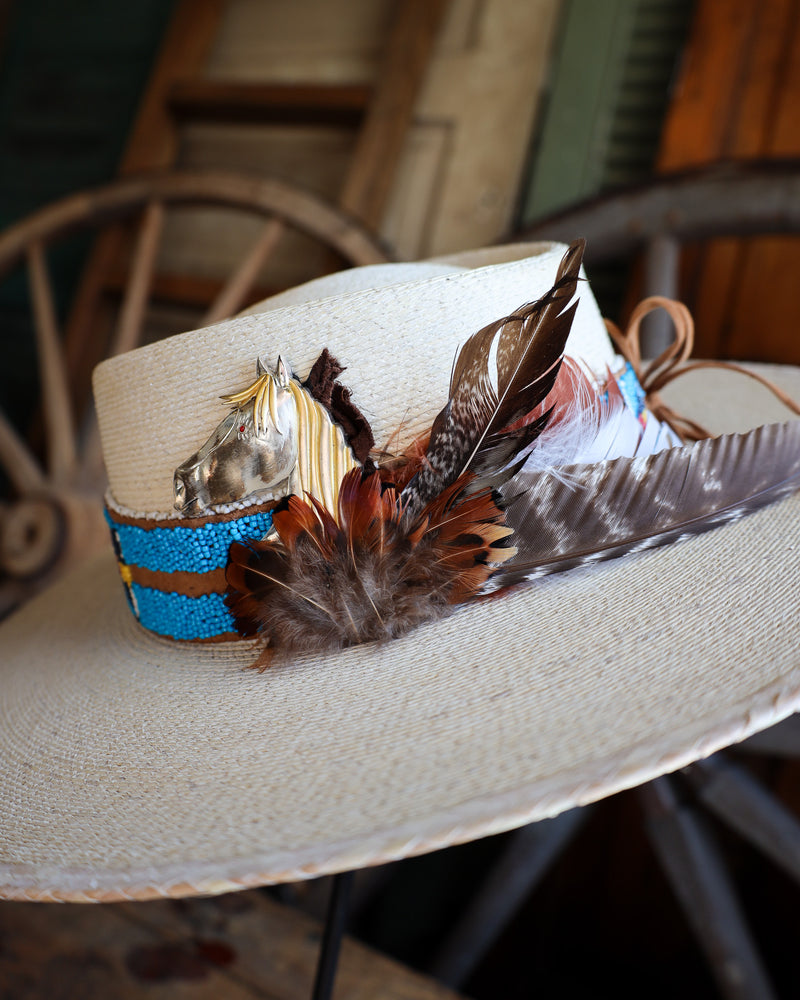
[429,807,590,988]
[686,756,800,886]
[81,199,165,478]
[640,776,777,1000]
[26,241,78,484]
[109,199,165,358]
[0,407,46,494]
[203,216,285,325]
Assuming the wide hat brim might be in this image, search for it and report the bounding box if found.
[1,246,799,902]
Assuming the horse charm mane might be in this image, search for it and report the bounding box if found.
[174,356,359,515]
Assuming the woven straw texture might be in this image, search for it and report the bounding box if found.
[94,244,612,514]
[0,246,798,902]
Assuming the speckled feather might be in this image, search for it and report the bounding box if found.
[494,420,800,586]
[399,239,585,520]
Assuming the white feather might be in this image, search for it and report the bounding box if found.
[522,357,681,481]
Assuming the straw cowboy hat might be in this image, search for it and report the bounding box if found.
[1,241,799,903]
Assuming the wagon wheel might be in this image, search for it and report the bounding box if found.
[0,170,391,615]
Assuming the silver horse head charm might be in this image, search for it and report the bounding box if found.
[174,355,359,515]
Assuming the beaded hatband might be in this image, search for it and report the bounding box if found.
[105,499,276,641]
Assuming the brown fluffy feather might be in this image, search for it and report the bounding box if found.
[225,467,513,667]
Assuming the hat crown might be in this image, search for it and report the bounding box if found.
[93,243,615,515]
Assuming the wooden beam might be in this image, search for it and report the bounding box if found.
[168,80,371,127]
[119,0,227,175]
[102,269,291,313]
[655,0,800,362]
[339,0,450,228]
[104,269,235,309]
[521,160,800,261]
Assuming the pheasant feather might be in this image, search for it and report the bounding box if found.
[226,467,513,667]
[400,238,585,519]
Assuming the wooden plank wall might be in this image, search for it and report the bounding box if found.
[657,0,800,363]
[160,0,561,289]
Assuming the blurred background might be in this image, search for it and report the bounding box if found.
[1,1,800,997]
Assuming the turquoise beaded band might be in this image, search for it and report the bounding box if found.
[615,361,647,419]
[105,501,275,642]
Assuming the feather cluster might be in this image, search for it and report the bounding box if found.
[225,239,800,665]
[226,467,514,668]
[226,240,584,664]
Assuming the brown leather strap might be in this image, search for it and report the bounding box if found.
[604,296,800,442]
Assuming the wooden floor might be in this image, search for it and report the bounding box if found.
[0,888,464,999]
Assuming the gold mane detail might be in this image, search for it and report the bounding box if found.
[222,362,360,515]
[221,370,280,437]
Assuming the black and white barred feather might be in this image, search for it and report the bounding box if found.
[492,420,800,587]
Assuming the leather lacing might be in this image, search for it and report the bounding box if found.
[605,296,800,442]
